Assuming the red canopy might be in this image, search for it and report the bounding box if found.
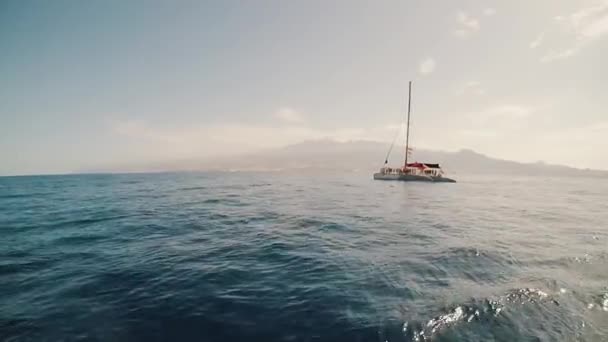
[407,162,426,169]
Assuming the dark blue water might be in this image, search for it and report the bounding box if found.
[1,172,607,341]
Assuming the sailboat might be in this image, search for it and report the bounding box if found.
[373,81,456,183]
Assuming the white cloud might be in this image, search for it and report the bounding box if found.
[579,12,608,38]
[274,107,304,124]
[483,8,497,16]
[529,32,545,49]
[418,58,436,74]
[458,11,480,30]
[570,2,608,30]
[540,1,608,62]
[453,11,480,38]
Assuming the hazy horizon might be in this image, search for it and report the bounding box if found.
[13,139,606,177]
[2,0,608,176]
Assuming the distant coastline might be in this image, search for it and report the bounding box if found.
[54,140,606,178]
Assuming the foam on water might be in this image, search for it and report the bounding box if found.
[399,287,565,341]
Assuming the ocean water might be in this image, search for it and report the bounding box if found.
[1,172,607,342]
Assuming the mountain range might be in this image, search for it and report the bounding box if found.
[89,140,607,177]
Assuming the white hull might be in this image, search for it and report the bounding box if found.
[373,173,456,183]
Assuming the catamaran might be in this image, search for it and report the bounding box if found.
[373,81,456,183]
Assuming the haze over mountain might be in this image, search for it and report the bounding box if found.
[83,140,607,178]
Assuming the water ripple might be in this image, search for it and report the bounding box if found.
[0,173,607,341]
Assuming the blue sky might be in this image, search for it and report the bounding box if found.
[1,0,608,175]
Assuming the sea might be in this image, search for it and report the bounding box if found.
[1,172,607,341]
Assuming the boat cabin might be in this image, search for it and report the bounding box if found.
[379,163,445,177]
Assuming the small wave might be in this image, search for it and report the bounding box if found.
[0,193,34,199]
[208,213,229,220]
[0,258,56,276]
[573,252,608,264]
[427,247,519,283]
[351,215,381,223]
[228,214,280,225]
[120,179,143,185]
[587,291,608,312]
[535,252,608,267]
[67,215,132,226]
[295,218,327,229]
[51,234,108,246]
[0,318,42,341]
[573,254,594,264]
[402,305,488,341]
[11,214,133,232]
[320,222,353,232]
[401,288,559,341]
[250,183,272,187]
[179,186,207,191]
[202,198,247,206]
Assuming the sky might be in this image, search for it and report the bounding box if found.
[1,0,608,175]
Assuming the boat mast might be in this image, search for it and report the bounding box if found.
[404,81,412,168]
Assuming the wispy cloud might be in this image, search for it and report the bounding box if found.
[457,81,486,96]
[274,107,304,124]
[418,58,436,75]
[453,11,480,38]
[529,32,545,49]
[467,104,534,128]
[540,48,579,63]
[483,8,497,16]
[540,1,608,62]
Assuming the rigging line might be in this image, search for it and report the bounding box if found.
[382,80,409,166]
[383,122,404,165]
